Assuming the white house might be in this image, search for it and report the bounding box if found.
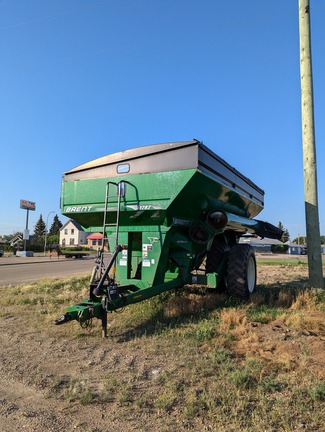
[59,220,88,248]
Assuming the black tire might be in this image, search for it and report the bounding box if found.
[206,237,229,291]
[226,244,256,300]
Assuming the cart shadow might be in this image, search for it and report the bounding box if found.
[114,277,319,343]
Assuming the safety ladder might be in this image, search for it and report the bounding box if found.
[89,181,124,284]
[102,181,125,251]
[91,180,126,288]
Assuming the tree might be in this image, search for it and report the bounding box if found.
[34,214,46,238]
[278,221,290,243]
[292,235,324,245]
[293,235,307,245]
[282,228,290,243]
[49,214,63,235]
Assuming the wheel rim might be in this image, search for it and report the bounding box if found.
[247,256,256,293]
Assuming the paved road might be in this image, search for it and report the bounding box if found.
[0,255,97,287]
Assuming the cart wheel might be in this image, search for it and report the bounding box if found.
[206,237,229,291]
[226,244,256,299]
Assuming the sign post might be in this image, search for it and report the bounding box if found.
[20,199,36,252]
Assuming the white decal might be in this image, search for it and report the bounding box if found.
[148,237,158,243]
[127,204,162,211]
[65,206,93,213]
[173,218,190,226]
[130,211,144,219]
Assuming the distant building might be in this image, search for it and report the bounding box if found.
[239,236,324,255]
[87,232,108,250]
[285,243,307,255]
[239,236,283,253]
[59,220,88,247]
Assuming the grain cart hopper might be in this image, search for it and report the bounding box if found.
[55,140,282,336]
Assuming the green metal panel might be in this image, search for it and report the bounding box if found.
[61,169,196,230]
[61,169,262,231]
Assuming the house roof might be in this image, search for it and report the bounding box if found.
[285,242,307,247]
[87,234,103,240]
[239,237,283,246]
[60,219,84,231]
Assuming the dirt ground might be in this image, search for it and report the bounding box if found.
[235,266,324,377]
[0,261,324,432]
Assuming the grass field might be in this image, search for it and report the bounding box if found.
[0,260,324,431]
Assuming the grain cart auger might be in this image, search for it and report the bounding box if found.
[54,140,282,336]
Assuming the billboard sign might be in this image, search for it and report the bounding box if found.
[20,199,36,211]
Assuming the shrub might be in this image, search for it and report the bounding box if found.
[271,244,289,254]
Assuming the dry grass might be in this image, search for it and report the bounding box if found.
[0,264,324,432]
[219,307,247,331]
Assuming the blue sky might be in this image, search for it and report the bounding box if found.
[1,0,324,239]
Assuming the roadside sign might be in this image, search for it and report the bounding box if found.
[20,199,36,211]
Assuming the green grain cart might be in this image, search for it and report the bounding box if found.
[55,140,282,336]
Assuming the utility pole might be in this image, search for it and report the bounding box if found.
[298,0,324,289]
